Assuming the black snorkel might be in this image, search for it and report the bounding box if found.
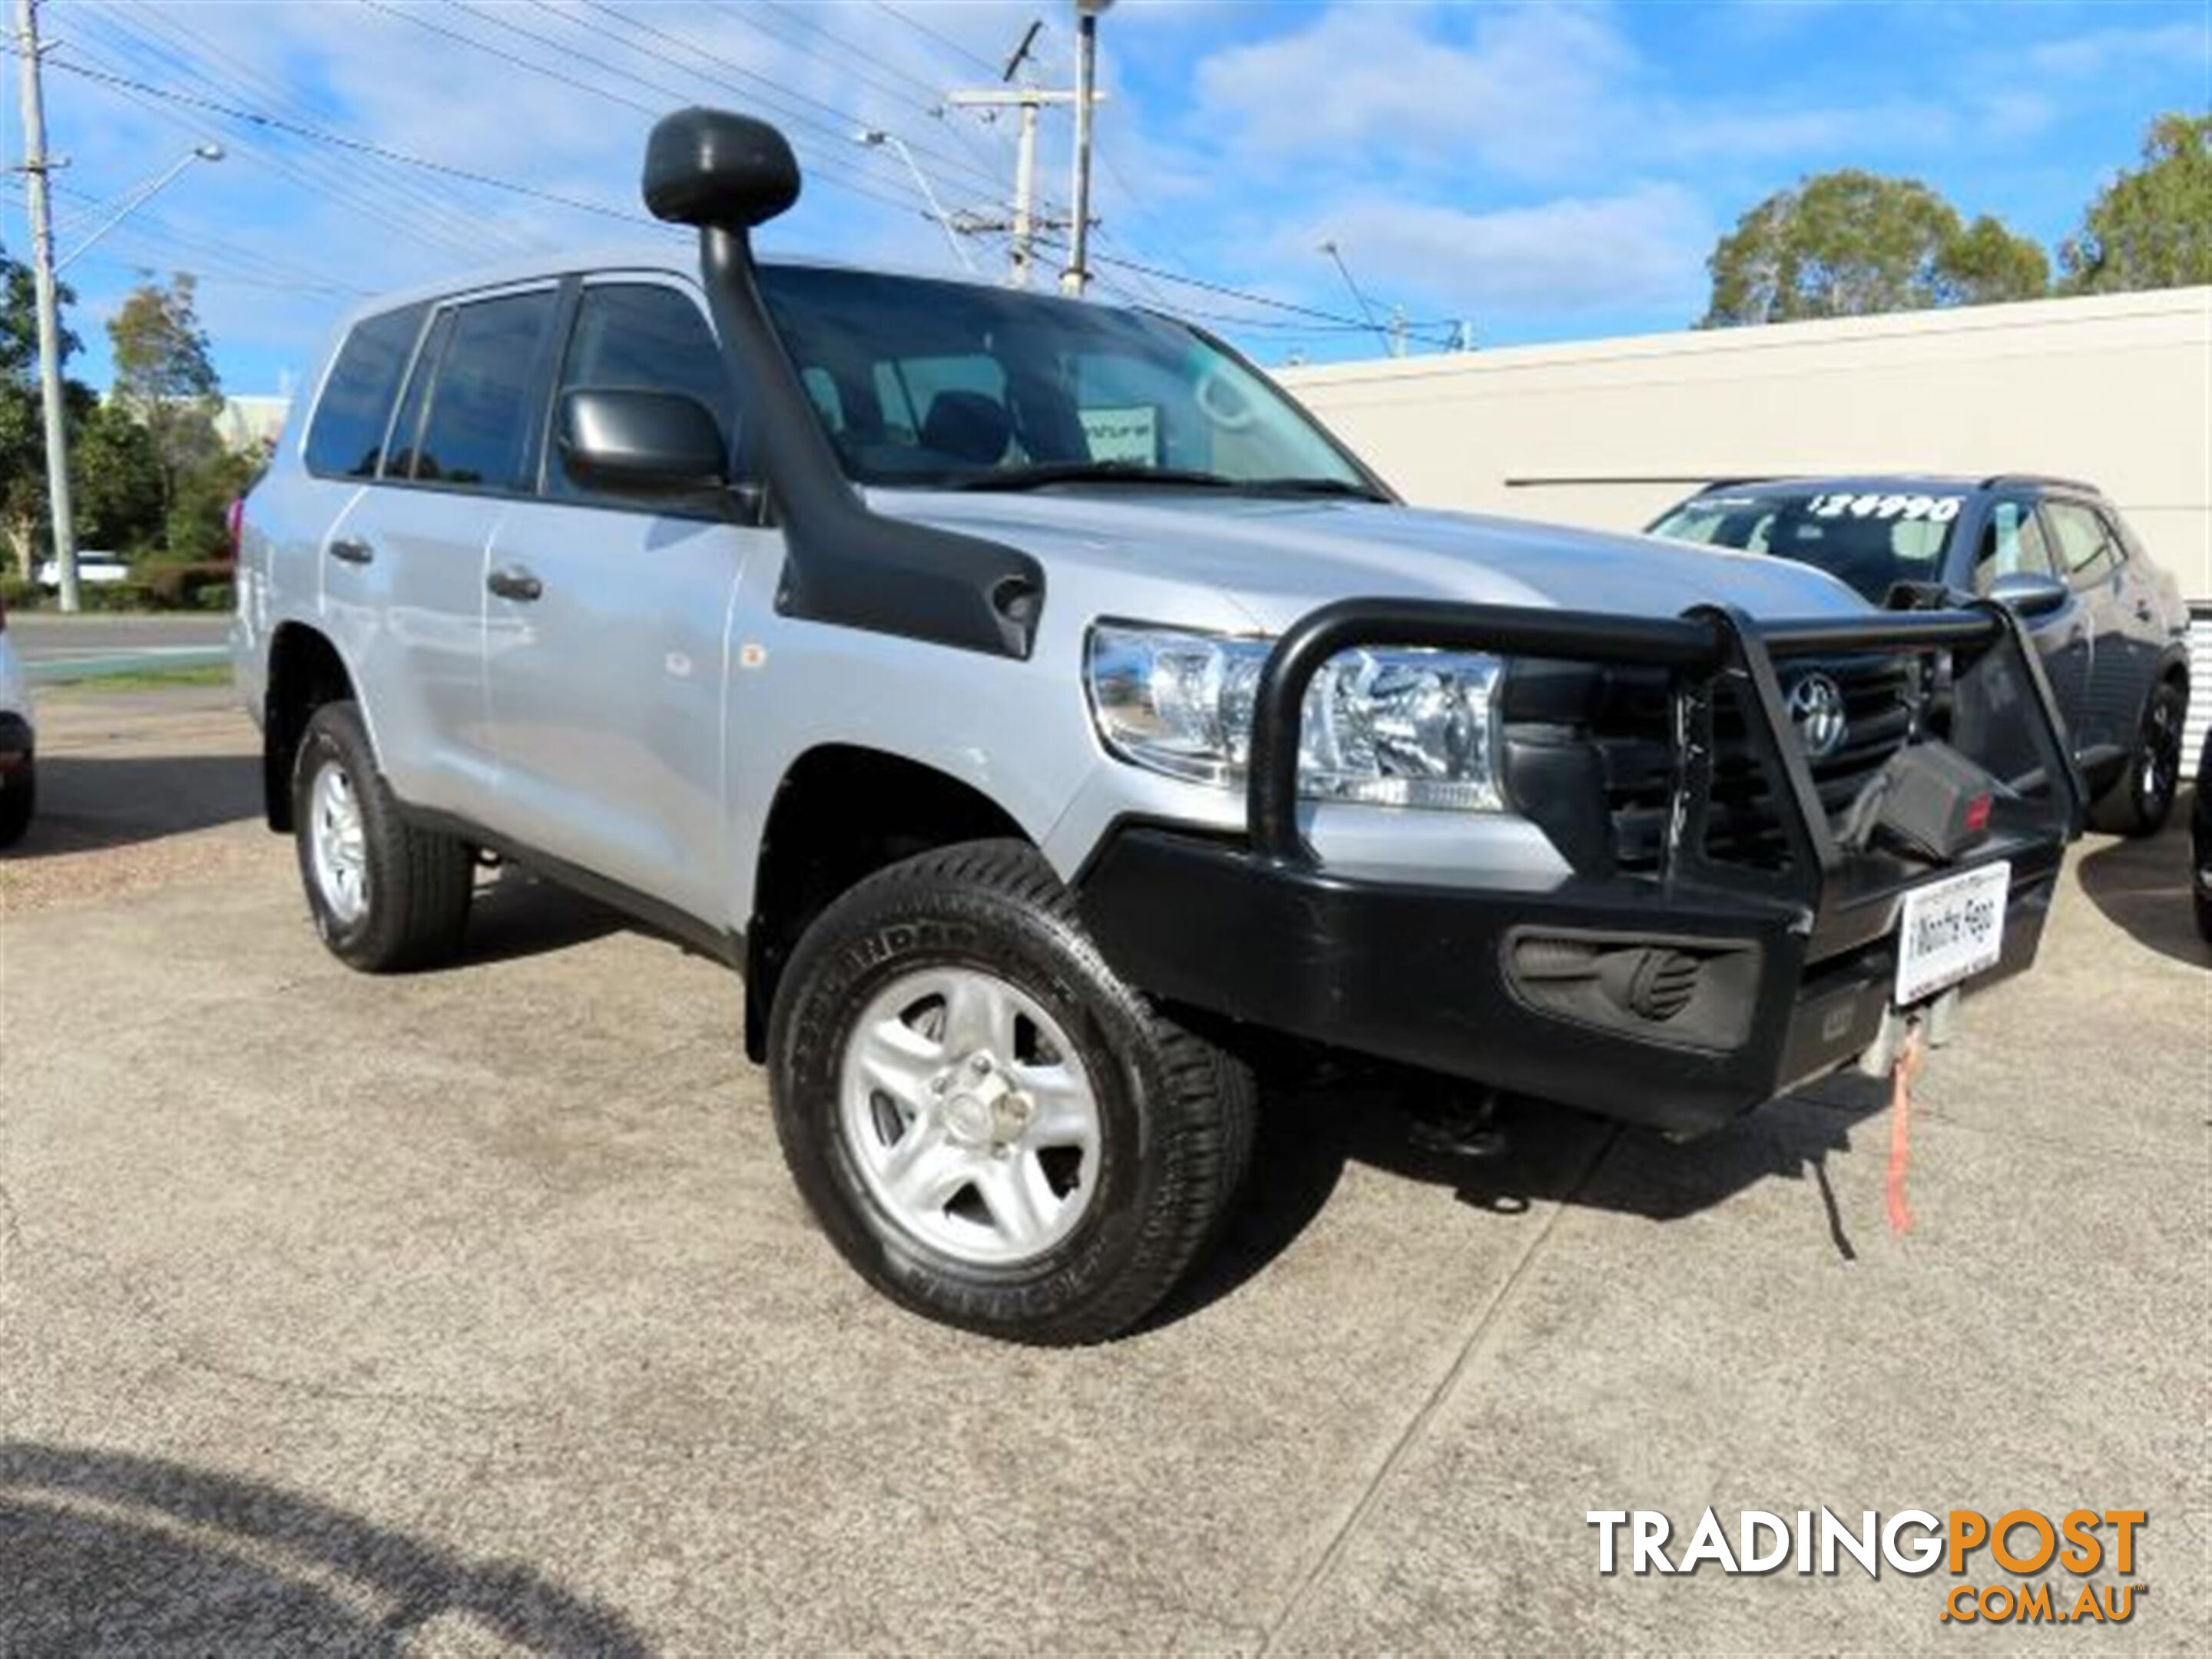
[641,108,1044,659]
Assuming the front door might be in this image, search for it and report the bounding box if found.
[1970,495,2093,761]
[485,276,760,923]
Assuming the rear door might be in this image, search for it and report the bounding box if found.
[323,283,561,820]
[482,273,764,922]
[1970,495,2093,757]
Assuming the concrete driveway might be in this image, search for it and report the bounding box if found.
[2,686,2204,1654]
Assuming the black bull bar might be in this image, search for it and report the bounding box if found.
[1245,597,2086,940]
[1078,597,2084,1131]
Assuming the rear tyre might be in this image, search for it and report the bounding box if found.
[767,839,1255,1345]
[292,701,472,971]
[0,757,33,850]
[2090,678,2186,837]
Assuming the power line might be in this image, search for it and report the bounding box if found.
[35,55,661,224]
[550,0,1003,208]
[870,0,1001,77]
[68,5,530,263]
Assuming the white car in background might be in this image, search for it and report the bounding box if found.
[35,549,130,589]
[0,586,35,848]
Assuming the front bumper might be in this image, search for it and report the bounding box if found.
[1077,596,2082,1137]
[1081,825,2061,1136]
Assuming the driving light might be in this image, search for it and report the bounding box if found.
[1085,624,1503,810]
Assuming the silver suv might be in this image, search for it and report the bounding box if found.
[233,111,2082,1343]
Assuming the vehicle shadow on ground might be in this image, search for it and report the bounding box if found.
[0,1442,646,1656]
[441,869,632,969]
[2075,800,2209,970]
[5,752,261,858]
[1150,1070,1890,1330]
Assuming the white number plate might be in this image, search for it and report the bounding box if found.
[1895,862,2010,1004]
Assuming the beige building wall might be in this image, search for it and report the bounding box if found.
[1277,286,2212,604]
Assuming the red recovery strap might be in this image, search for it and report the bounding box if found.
[1886,1023,1926,1236]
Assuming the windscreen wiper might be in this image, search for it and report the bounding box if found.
[1239,475,1389,502]
[952,461,1241,492]
[951,462,1387,499]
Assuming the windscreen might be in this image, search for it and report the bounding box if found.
[757,265,1373,495]
[1649,488,1963,603]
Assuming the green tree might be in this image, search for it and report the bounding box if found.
[1702,170,2048,326]
[2060,112,2212,294]
[71,399,166,554]
[107,273,224,526]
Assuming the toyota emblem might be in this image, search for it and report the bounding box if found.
[1787,672,1849,760]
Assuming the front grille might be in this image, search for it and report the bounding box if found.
[1595,654,1919,874]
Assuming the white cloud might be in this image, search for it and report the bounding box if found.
[1193,3,1634,182]
[1290,184,1712,317]
[2026,19,2210,78]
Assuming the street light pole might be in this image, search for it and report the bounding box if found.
[856,129,979,276]
[56,144,225,273]
[1059,0,1113,296]
[11,0,80,611]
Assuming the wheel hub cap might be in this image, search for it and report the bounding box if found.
[308,760,369,925]
[838,967,1102,1267]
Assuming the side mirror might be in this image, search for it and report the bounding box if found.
[1987,570,2068,620]
[644,108,800,231]
[558,388,729,495]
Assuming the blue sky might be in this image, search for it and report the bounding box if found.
[5,0,2206,396]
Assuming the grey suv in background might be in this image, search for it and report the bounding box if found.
[233,110,2081,1343]
[1649,476,2192,835]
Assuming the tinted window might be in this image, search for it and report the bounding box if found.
[1972,498,2055,592]
[382,310,452,482]
[2042,501,2118,585]
[304,304,426,478]
[551,283,736,502]
[1647,488,1961,604]
[410,290,557,491]
[757,266,1369,493]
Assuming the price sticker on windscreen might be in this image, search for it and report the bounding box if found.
[1080,405,1160,465]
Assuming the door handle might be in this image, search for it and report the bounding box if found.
[487,564,543,602]
[328,536,374,565]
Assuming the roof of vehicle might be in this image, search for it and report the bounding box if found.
[320,241,1081,334]
[1683,472,2105,498]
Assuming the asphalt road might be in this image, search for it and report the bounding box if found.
[1,685,2204,1654]
[10,613,230,680]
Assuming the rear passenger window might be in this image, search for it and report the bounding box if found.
[304,304,426,478]
[2042,501,2118,586]
[551,283,736,503]
[409,290,558,492]
[382,310,452,482]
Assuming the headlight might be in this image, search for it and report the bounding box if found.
[1086,623,1504,810]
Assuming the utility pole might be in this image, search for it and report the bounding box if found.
[944,87,1081,289]
[11,0,78,611]
[946,19,1095,291]
[1060,0,1114,296]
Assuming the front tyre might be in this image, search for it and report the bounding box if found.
[2091,677,2187,837]
[292,701,472,972]
[767,839,1254,1345]
[0,756,33,850]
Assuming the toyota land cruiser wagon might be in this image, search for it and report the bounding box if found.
[233,110,2083,1343]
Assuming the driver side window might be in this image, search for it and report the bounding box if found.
[550,281,739,506]
[1972,498,2054,594]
